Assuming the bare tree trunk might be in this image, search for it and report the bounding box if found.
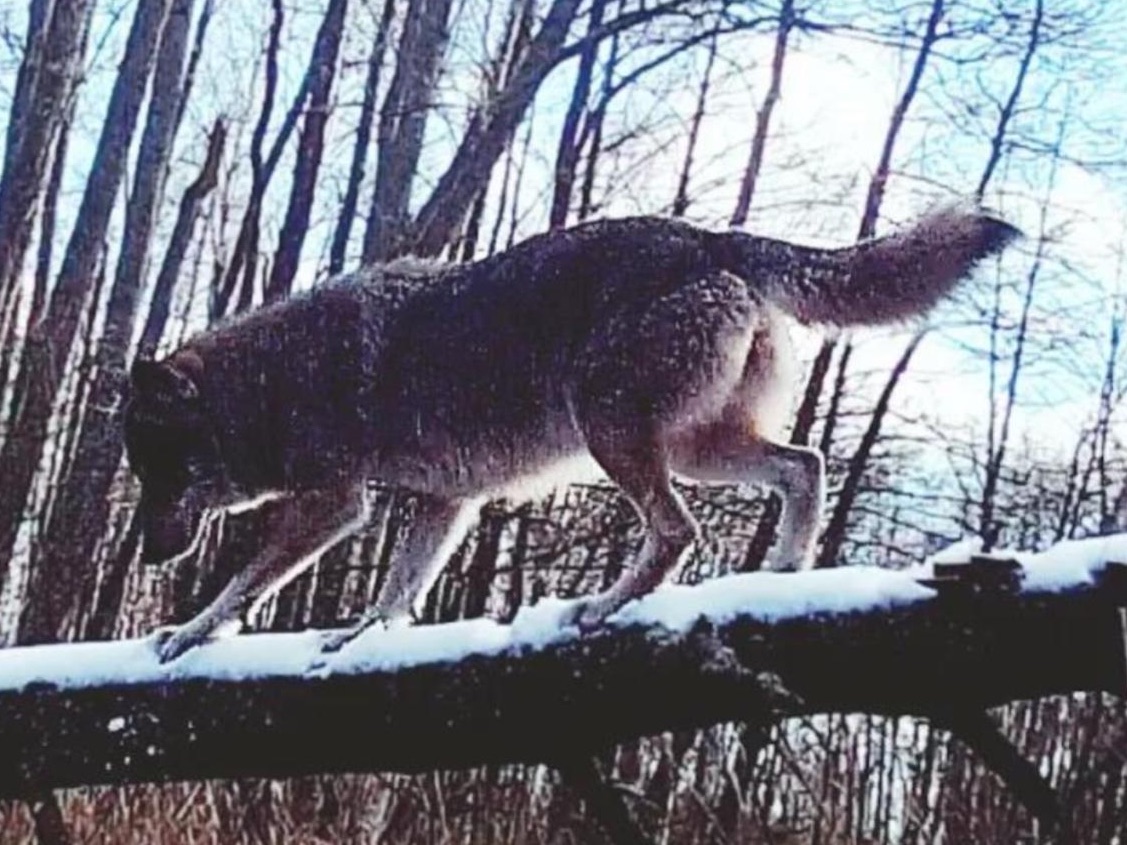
[976,0,1042,198]
[979,186,1053,550]
[484,0,538,251]
[974,0,1049,549]
[1,0,52,175]
[265,0,349,303]
[549,0,607,230]
[408,0,585,257]
[0,0,176,589]
[671,33,718,219]
[459,187,489,261]
[362,0,456,263]
[729,0,793,228]
[328,0,396,275]
[212,0,287,318]
[815,333,926,568]
[0,66,81,427]
[0,0,93,330]
[140,123,226,355]
[22,0,201,646]
[1095,309,1123,534]
[817,340,853,458]
[577,20,620,224]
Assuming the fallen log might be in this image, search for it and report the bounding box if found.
[0,534,1124,803]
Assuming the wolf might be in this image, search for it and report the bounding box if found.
[123,204,1019,662]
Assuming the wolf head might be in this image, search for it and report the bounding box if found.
[123,353,229,565]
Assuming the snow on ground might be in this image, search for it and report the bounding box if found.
[905,532,1127,592]
[0,533,1123,693]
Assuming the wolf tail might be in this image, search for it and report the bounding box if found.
[714,203,1021,327]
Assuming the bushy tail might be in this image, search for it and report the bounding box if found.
[715,203,1022,327]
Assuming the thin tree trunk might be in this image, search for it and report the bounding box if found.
[140,122,227,355]
[0,0,176,589]
[729,0,793,228]
[363,0,456,263]
[1,0,53,178]
[817,341,853,458]
[0,81,78,428]
[459,187,489,261]
[408,0,585,257]
[671,33,718,219]
[576,22,620,223]
[212,0,285,318]
[328,0,396,275]
[976,0,1042,198]
[486,0,538,251]
[0,0,94,329]
[975,0,1049,549]
[264,0,348,303]
[815,333,926,568]
[979,191,1052,550]
[549,0,607,230]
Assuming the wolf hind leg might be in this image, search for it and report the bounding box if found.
[564,281,762,627]
[318,493,477,653]
[569,424,698,631]
[670,422,824,570]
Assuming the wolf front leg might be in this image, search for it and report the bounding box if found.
[154,482,367,663]
[671,423,825,570]
[318,493,478,654]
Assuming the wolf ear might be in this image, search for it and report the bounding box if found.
[129,357,199,403]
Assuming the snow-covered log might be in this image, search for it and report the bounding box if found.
[0,535,1125,803]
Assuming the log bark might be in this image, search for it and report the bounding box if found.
[0,552,1123,802]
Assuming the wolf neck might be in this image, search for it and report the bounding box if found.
[183,291,376,494]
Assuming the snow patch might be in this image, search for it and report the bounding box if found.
[614,566,935,629]
[910,532,1127,593]
[0,533,1120,693]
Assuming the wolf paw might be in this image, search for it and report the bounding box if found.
[150,621,217,664]
[317,627,360,655]
[764,549,814,573]
[317,614,397,655]
[564,594,619,634]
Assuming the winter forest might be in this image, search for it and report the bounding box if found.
[0,0,1125,842]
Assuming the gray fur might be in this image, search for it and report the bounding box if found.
[123,205,1020,662]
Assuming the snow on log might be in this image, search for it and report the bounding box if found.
[0,534,1125,799]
